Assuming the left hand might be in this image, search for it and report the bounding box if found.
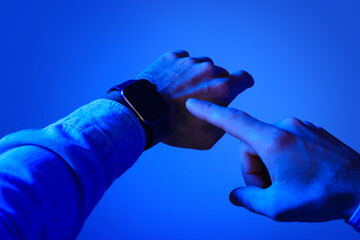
[137,50,254,150]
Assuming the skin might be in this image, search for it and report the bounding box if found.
[106,51,360,223]
[106,50,254,149]
[186,98,360,222]
[135,50,254,149]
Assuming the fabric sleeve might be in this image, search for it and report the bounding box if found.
[0,99,145,239]
[347,203,360,233]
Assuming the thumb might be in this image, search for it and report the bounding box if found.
[229,70,255,90]
[229,186,273,218]
[224,70,255,99]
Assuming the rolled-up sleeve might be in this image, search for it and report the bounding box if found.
[0,99,145,239]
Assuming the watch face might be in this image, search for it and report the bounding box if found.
[121,80,170,123]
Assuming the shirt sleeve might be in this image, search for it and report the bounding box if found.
[347,203,360,233]
[0,99,145,239]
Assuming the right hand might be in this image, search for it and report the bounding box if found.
[186,99,360,222]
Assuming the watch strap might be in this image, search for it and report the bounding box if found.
[108,80,169,150]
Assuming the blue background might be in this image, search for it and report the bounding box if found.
[1,0,360,239]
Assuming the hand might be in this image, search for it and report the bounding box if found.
[186,99,360,222]
[137,50,254,150]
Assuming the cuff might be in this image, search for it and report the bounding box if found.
[60,99,146,185]
[347,204,360,233]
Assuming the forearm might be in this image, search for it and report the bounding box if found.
[0,99,145,239]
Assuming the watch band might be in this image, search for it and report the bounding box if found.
[108,79,170,150]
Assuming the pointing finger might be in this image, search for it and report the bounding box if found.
[185,99,278,152]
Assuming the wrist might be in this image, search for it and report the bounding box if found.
[105,79,170,150]
[103,90,152,149]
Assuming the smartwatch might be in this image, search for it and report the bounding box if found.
[108,79,170,150]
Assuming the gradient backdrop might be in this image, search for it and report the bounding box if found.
[1,0,360,239]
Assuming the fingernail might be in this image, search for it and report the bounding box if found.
[186,98,199,107]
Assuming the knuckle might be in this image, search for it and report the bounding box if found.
[184,57,196,65]
[199,61,214,72]
[162,51,177,61]
[202,104,213,114]
[203,57,214,64]
[283,117,303,127]
[175,49,189,56]
[222,108,247,128]
[267,130,295,149]
[225,108,243,119]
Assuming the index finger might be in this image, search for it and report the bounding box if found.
[185,99,277,150]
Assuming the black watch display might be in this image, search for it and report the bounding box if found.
[108,79,170,150]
